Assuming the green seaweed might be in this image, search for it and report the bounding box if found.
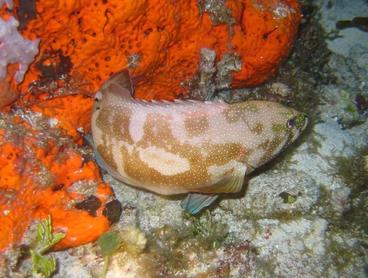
[97,231,122,278]
[328,241,354,272]
[331,147,368,240]
[98,231,122,257]
[30,216,65,278]
[338,90,365,128]
[147,225,190,274]
[184,210,229,249]
[333,147,368,194]
[143,212,230,276]
[326,231,367,274]
[279,191,297,204]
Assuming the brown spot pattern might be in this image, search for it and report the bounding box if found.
[95,107,111,132]
[205,143,245,166]
[111,109,133,144]
[259,136,284,165]
[118,112,246,192]
[184,115,209,137]
[223,103,243,123]
[121,145,210,191]
[137,113,174,149]
[97,143,118,172]
[243,102,260,113]
[251,123,263,135]
[223,102,260,124]
[258,139,270,151]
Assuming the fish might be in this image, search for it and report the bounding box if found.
[336,17,368,32]
[91,70,308,214]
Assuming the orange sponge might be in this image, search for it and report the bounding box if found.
[0,112,120,252]
[16,0,300,100]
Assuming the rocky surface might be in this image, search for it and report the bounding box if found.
[53,113,367,277]
[9,1,368,277]
[316,0,368,59]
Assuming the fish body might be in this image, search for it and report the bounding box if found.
[92,71,307,212]
[336,17,368,32]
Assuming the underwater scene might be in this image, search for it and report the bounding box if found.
[0,0,367,277]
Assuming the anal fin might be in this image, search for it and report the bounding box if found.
[181,193,218,215]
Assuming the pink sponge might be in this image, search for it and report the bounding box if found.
[0,15,39,83]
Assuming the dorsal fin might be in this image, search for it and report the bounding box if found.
[101,69,134,99]
[99,69,224,106]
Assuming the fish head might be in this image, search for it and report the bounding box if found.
[240,101,308,171]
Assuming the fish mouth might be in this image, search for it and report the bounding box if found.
[288,114,308,145]
[300,114,309,131]
[292,112,308,131]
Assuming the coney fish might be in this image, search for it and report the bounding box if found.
[91,71,308,214]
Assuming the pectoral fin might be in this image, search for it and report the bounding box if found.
[181,165,246,214]
[181,193,219,215]
[199,164,246,194]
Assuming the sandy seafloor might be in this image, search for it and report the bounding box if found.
[30,0,368,277]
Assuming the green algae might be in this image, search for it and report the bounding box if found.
[328,241,355,273]
[279,191,297,204]
[31,216,65,278]
[147,225,212,275]
[337,90,366,128]
[326,230,367,274]
[139,212,230,276]
[98,231,122,278]
[98,231,121,257]
[332,147,368,240]
[276,6,332,115]
[184,211,229,249]
[333,147,368,194]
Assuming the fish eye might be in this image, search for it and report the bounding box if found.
[287,114,308,130]
[286,118,296,129]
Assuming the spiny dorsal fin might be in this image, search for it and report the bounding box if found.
[101,70,134,100]
[100,70,226,106]
[103,69,132,91]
